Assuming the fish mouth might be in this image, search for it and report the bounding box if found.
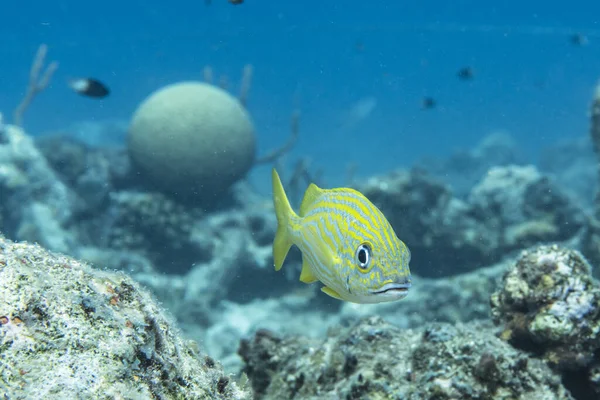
[371,282,412,295]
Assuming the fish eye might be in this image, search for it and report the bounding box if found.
[355,243,372,271]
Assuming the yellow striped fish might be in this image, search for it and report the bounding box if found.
[271,168,412,304]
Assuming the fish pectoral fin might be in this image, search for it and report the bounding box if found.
[299,259,318,283]
[321,286,343,300]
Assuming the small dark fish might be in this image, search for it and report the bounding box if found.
[422,97,436,110]
[569,33,588,46]
[68,78,110,98]
[457,67,474,81]
[228,0,243,4]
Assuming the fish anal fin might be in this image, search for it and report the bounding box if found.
[321,286,343,300]
[299,259,318,283]
[273,232,293,272]
[299,183,323,217]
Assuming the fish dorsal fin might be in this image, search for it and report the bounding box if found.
[299,258,318,283]
[299,183,323,217]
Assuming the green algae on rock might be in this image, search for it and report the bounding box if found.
[0,234,250,400]
[239,316,571,400]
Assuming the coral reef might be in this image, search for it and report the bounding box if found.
[0,73,598,399]
[0,125,79,254]
[6,112,587,281]
[589,81,600,167]
[3,117,595,382]
[358,165,585,277]
[417,131,523,199]
[196,260,506,373]
[581,82,600,273]
[469,165,584,249]
[491,245,600,398]
[3,41,600,400]
[103,190,204,273]
[96,186,276,277]
[238,316,571,399]
[0,234,250,399]
[337,259,506,328]
[238,245,600,399]
[538,136,596,211]
[359,168,491,277]
[36,134,131,210]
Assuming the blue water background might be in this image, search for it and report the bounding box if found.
[1,1,599,189]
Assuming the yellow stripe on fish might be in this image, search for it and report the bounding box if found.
[271,168,412,304]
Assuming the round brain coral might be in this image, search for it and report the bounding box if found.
[128,81,256,203]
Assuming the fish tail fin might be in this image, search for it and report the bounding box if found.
[272,168,298,271]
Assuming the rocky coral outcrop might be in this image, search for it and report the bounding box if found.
[469,165,584,249]
[102,190,204,273]
[237,245,600,399]
[238,316,571,400]
[359,168,489,277]
[491,245,600,398]
[0,234,250,399]
[359,165,586,277]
